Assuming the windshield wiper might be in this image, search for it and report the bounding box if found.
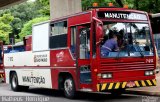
[115,50,121,60]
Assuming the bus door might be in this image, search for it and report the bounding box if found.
[77,25,92,89]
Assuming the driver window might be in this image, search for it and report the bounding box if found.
[79,27,90,59]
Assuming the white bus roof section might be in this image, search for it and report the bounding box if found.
[151,13,160,18]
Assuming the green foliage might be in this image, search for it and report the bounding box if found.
[82,0,160,13]
[0,0,50,42]
[82,0,123,10]
[19,16,49,39]
[136,0,160,13]
[35,0,50,16]
[0,14,14,44]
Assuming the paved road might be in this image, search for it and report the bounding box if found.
[0,83,159,102]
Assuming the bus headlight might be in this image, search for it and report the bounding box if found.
[101,73,112,79]
[145,71,154,76]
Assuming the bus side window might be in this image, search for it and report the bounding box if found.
[50,21,68,49]
[71,27,77,58]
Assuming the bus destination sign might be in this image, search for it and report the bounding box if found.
[97,11,147,20]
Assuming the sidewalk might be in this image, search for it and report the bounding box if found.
[126,73,160,96]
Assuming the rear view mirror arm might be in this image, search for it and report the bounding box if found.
[93,17,103,25]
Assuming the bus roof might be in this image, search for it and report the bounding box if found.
[150,13,160,18]
[50,7,147,21]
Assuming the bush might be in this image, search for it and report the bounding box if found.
[19,16,49,40]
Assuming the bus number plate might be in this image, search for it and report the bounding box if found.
[126,81,136,88]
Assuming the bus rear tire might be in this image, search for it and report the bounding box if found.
[64,77,76,99]
[10,72,21,91]
[10,72,29,91]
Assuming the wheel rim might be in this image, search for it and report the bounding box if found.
[64,79,73,95]
[12,75,17,88]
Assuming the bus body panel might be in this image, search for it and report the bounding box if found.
[5,68,52,88]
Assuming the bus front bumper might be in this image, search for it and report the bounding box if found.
[97,79,156,92]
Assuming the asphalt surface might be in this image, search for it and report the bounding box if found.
[0,83,159,102]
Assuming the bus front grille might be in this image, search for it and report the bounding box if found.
[100,61,154,72]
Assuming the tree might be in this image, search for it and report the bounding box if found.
[82,0,160,13]
[82,0,115,10]
[115,0,123,7]
[34,0,50,16]
[0,14,14,44]
[0,0,50,42]
[19,16,49,40]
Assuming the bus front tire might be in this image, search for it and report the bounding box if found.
[64,77,76,99]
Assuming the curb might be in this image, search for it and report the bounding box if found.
[126,89,160,96]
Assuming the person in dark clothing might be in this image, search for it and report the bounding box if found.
[101,34,119,57]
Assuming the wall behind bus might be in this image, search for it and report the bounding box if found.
[50,0,82,19]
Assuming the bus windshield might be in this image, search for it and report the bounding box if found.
[100,22,154,58]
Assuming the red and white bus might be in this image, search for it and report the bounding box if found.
[4,7,158,98]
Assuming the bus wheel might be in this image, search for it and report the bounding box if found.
[10,72,21,91]
[64,77,76,98]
